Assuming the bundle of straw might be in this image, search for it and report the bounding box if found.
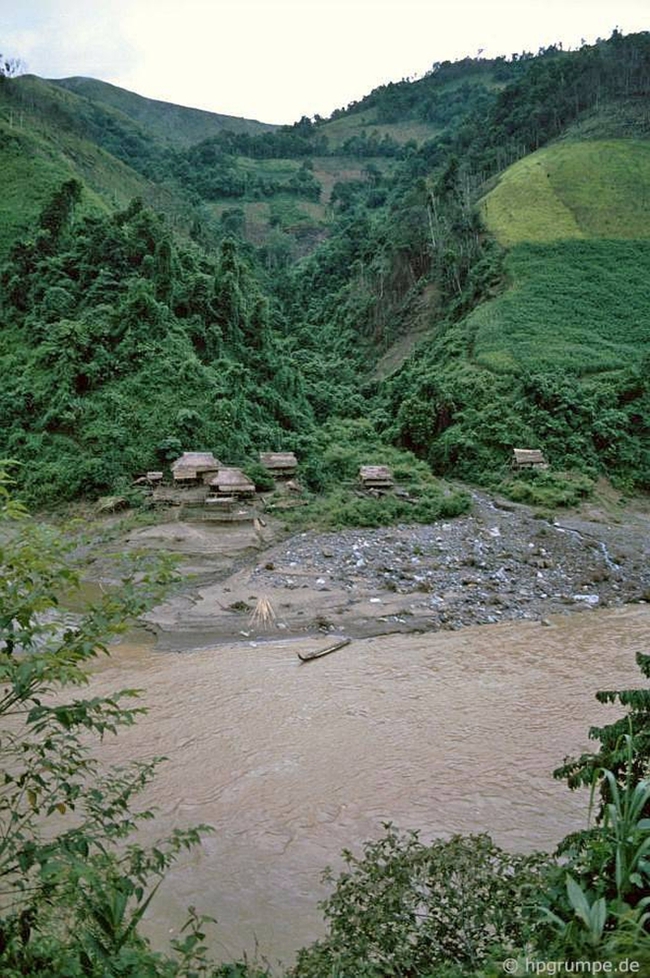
[249,596,276,629]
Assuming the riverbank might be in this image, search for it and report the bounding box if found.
[98,485,650,652]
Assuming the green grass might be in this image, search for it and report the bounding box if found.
[0,126,71,255]
[468,240,650,376]
[498,469,595,508]
[0,123,113,260]
[480,140,650,246]
[320,109,440,149]
[238,156,302,178]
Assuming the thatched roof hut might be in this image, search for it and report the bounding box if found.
[512,449,548,469]
[172,468,198,483]
[359,465,394,488]
[171,452,220,484]
[259,452,298,477]
[208,467,256,497]
[172,452,219,474]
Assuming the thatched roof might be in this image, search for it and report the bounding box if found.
[359,465,394,486]
[171,452,219,473]
[259,452,298,472]
[512,448,547,468]
[209,467,255,494]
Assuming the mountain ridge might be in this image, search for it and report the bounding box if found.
[51,75,279,146]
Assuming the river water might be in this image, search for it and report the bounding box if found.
[86,604,649,970]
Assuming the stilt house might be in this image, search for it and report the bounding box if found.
[171,452,220,485]
[207,467,256,499]
[259,452,298,478]
[512,449,548,470]
[358,465,394,489]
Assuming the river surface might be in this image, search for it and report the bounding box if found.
[86,604,649,971]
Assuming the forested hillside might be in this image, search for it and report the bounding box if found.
[1,29,649,508]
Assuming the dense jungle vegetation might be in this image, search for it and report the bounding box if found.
[1,30,649,512]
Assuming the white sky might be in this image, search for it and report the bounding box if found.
[2,0,648,124]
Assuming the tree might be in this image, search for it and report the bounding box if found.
[38,179,83,244]
[0,53,24,79]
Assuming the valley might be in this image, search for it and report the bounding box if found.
[1,26,650,977]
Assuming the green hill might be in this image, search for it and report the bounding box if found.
[480,140,650,245]
[0,75,204,259]
[462,138,650,378]
[379,36,650,494]
[51,76,277,147]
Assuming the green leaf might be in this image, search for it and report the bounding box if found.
[566,874,592,926]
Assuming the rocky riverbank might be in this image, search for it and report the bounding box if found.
[125,488,650,651]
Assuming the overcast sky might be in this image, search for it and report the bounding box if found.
[3,0,648,124]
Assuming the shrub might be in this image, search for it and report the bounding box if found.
[290,827,550,978]
[242,460,277,492]
[498,469,595,508]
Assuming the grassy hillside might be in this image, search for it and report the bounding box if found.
[319,108,441,149]
[52,76,277,147]
[0,76,205,257]
[0,115,159,262]
[481,140,650,245]
[0,125,101,259]
[380,37,650,494]
[470,138,650,377]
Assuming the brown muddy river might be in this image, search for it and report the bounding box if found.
[86,604,649,971]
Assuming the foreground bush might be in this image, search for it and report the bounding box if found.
[290,828,550,977]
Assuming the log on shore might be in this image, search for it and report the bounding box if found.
[297,637,351,662]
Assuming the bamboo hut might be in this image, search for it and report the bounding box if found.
[512,449,548,470]
[171,452,220,485]
[207,467,256,499]
[359,465,394,489]
[259,452,298,478]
